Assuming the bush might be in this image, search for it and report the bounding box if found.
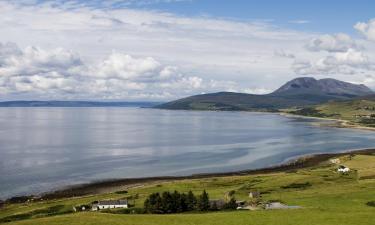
[103,208,145,214]
[5,196,34,204]
[366,201,375,207]
[144,190,209,214]
[0,205,73,223]
[197,190,210,211]
[222,198,237,210]
[281,182,312,189]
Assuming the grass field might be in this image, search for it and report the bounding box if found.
[1,153,375,225]
[288,98,375,128]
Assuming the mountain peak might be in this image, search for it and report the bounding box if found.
[272,77,373,97]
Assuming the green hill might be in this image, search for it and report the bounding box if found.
[289,95,375,127]
[156,91,347,111]
[1,151,375,225]
[156,77,374,111]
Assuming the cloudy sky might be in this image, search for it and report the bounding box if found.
[1,0,375,101]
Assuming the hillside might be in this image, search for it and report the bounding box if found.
[289,95,375,127]
[156,77,373,111]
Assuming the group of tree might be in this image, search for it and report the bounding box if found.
[144,190,237,214]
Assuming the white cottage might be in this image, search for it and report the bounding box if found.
[337,165,350,173]
[92,200,128,211]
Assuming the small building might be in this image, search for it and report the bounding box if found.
[248,191,260,198]
[330,158,340,164]
[236,200,247,209]
[209,199,226,209]
[338,165,350,173]
[92,200,128,211]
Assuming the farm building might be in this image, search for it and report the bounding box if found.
[209,199,226,209]
[92,200,128,211]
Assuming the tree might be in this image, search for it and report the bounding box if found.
[144,193,163,213]
[161,191,173,213]
[223,197,237,210]
[197,190,210,211]
[210,201,218,211]
[186,191,196,211]
[177,193,188,213]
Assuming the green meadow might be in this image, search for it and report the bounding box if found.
[1,154,375,225]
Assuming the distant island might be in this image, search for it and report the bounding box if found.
[0,101,162,108]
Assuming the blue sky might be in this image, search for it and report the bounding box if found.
[76,0,375,34]
[0,0,374,100]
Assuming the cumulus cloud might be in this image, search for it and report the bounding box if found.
[306,33,358,52]
[293,49,372,75]
[293,29,375,80]
[0,42,208,100]
[0,0,317,100]
[1,1,375,99]
[355,19,375,41]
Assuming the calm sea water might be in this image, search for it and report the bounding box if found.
[1,107,375,199]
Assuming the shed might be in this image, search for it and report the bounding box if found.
[249,191,260,198]
[209,199,226,209]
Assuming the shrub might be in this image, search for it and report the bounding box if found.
[366,201,375,207]
[197,190,210,211]
[144,190,210,214]
[281,182,312,189]
[104,208,145,214]
[222,198,237,210]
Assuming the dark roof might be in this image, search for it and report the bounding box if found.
[98,200,128,205]
[209,199,226,207]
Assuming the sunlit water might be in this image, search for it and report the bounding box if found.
[1,107,374,199]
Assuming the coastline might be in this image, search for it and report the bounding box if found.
[36,148,375,200]
[3,109,375,201]
[279,112,375,131]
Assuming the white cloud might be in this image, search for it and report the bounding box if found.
[0,0,317,100]
[0,42,209,100]
[289,20,310,24]
[355,19,375,41]
[306,33,358,52]
[292,48,372,75]
[0,1,374,99]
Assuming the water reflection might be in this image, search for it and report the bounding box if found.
[0,108,374,198]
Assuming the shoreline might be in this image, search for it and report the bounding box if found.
[32,148,375,200]
[279,112,375,131]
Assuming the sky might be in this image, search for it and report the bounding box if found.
[1,0,375,101]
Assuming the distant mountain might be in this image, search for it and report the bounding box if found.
[272,77,373,97]
[0,101,161,108]
[156,77,374,111]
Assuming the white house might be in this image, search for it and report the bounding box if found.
[92,200,128,211]
[337,165,350,173]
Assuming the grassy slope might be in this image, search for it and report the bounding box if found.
[316,99,375,120]
[288,98,375,127]
[1,154,375,225]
